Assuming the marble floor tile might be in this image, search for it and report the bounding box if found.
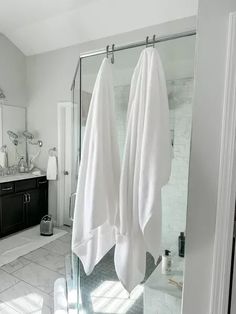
[31,305,52,314]
[59,225,72,233]
[43,239,71,256]
[1,257,31,274]
[58,233,72,244]
[0,302,20,314]
[24,248,65,275]
[0,281,53,313]
[0,270,19,293]
[12,263,61,294]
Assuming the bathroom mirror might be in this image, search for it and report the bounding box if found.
[0,104,26,167]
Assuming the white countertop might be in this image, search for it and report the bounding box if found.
[144,256,184,314]
[0,172,46,183]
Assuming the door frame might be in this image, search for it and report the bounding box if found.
[210,12,236,314]
[57,102,73,227]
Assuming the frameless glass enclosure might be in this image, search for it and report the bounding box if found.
[70,34,196,314]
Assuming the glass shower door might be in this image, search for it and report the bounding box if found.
[71,34,196,314]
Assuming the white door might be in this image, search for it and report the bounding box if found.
[57,102,73,226]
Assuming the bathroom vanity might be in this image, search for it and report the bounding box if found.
[0,173,48,237]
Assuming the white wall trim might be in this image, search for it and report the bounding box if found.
[210,12,236,314]
[57,101,73,227]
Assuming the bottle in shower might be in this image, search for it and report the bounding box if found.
[178,232,185,257]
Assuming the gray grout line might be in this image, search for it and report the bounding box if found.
[0,232,70,311]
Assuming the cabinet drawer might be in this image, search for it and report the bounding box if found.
[0,182,14,195]
[15,179,37,192]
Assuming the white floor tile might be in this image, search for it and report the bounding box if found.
[43,239,71,256]
[24,248,65,275]
[0,270,19,293]
[12,263,61,294]
[0,281,53,313]
[0,302,20,314]
[30,305,52,314]
[58,233,72,244]
[1,257,31,274]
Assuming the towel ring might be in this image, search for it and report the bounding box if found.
[48,147,56,156]
[153,35,156,47]
[111,44,115,64]
[146,36,149,47]
[106,45,109,59]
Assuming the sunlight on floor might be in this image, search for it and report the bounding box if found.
[4,292,44,312]
[90,280,143,314]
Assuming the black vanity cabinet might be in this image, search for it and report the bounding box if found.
[0,176,48,237]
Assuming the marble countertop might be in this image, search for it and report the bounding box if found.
[144,256,184,314]
[0,171,46,183]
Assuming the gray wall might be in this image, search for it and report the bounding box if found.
[0,34,27,107]
[182,1,236,313]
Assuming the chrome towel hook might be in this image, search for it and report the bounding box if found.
[153,34,156,47]
[106,45,109,59]
[111,44,115,64]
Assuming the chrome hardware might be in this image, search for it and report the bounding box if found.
[106,45,109,58]
[2,187,13,191]
[38,180,47,185]
[111,44,115,64]
[64,171,69,175]
[24,193,30,203]
[153,34,156,47]
[69,192,77,221]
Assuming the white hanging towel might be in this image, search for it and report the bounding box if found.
[72,58,120,275]
[0,151,7,168]
[46,156,57,180]
[115,47,172,292]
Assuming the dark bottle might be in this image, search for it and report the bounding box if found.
[178,232,185,257]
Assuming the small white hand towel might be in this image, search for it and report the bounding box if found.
[0,151,7,168]
[46,155,57,180]
[72,58,120,275]
[115,47,172,292]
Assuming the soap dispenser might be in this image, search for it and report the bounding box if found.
[162,250,172,275]
[19,157,25,173]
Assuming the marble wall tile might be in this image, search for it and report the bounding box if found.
[114,77,194,255]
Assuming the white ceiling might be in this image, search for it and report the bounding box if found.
[0,0,198,56]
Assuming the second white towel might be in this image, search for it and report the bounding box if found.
[115,47,172,292]
[72,58,120,275]
[47,155,57,180]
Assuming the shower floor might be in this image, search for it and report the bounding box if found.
[79,248,158,314]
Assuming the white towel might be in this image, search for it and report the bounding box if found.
[46,155,57,180]
[72,58,120,275]
[0,151,7,168]
[114,47,172,292]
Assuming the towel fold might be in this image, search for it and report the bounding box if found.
[114,47,172,292]
[46,155,57,180]
[72,58,120,275]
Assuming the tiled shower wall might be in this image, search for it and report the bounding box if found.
[114,77,194,255]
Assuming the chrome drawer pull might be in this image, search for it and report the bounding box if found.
[2,187,13,191]
[38,181,47,185]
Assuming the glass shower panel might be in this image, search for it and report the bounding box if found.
[75,35,195,314]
